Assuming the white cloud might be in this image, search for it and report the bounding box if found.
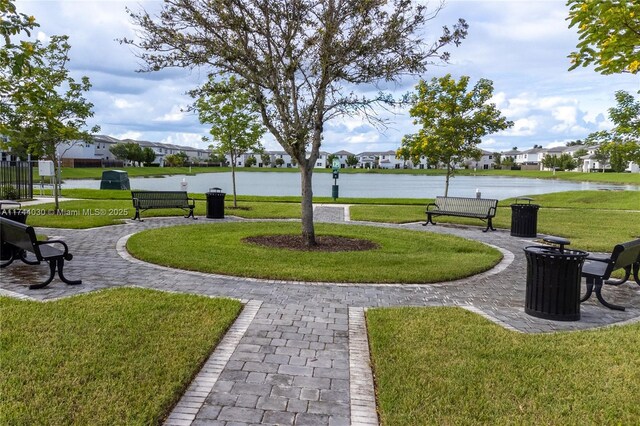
[15,0,639,155]
[153,105,188,123]
[160,133,206,148]
[115,131,143,140]
[504,118,538,137]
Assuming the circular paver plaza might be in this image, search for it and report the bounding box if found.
[2,206,639,425]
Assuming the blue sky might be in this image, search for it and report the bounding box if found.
[17,0,639,153]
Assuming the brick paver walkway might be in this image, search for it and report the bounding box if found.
[2,205,639,425]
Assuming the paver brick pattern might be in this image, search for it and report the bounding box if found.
[2,207,639,425]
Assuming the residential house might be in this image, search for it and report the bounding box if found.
[332,150,354,168]
[357,150,400,169]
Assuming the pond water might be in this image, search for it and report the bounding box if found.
[60,171,638,200]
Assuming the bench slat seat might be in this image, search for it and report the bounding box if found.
[0,217,82,289]
[131,190,196,221]
[424,196,498,232]
[580,239,640,311]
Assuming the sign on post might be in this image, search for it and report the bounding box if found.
[38,160,55,177]
[332,158,340,179]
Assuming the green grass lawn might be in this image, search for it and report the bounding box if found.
[23,198,301,228]
[350,190,639,252]
[367,307,640,425]
[0,288,242,425]
[126,222,502,283]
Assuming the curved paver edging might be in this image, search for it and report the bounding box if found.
[116,233,514,288]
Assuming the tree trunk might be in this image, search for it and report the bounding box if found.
[300,164,316,246]
[231,165,238,208]
[444,163,451,197]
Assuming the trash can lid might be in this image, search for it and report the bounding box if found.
[209,187,222,192]
[524,245,588,258]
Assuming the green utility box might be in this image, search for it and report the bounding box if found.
[100,170,130,190]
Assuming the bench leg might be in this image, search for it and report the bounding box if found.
[1,248,38,268]
[594,282,625,311]
[605,265,631,286]
[581,277,625,311]
[423,213,436,227]
[28,260,57,290]
[185,208,197,220]
[56,258,82,285]
[483,218,496,233]
[133,209,142,221]
[580,277,594,303]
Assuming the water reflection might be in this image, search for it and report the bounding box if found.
[62,171,638,200]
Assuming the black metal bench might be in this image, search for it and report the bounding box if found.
[581,238,640,311]
[131,190,196,221]
[0,217,82,289]
[424,196,499,232]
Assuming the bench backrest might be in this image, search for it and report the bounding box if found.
[434,196,498,216]
[611,239,640,270]
[0,217,41,259]
[131,191,189,208]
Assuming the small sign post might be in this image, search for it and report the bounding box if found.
[331,158,340,200]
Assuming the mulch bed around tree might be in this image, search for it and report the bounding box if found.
[243,235,380,252]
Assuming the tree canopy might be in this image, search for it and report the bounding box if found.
[399,74,512,196]
[567,0,640,74]
[581,91,640,171]
[124,0,467,246]
[1,33,98,210]
[0,0,40,83]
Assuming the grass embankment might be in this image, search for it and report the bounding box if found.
[351,190,639,252]
[0,288,241,425]
[126,222,501,283]
[367,307,640,425]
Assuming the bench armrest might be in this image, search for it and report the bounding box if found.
[586,253,612,263]
[426,203,438,212]
[37,239,70,256]
[488,206,497,217]
[187,197,196,206]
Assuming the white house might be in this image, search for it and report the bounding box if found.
[464,150,496,170]
[332,150,354,168]
[516,147,546,166]
[357,150,400,169]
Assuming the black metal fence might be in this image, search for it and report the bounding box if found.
[0,161,33,200]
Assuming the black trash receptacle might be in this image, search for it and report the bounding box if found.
[524,238,588,321]
[1,202,29,261]
[511,197,539,237]
[206,188,225,219]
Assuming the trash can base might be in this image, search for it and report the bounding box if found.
[525,307,580,322]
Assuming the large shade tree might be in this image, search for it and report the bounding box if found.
[567,0,640,74]
[124,0,468,246]
[2,34,98,211]
[399,74,512,196]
